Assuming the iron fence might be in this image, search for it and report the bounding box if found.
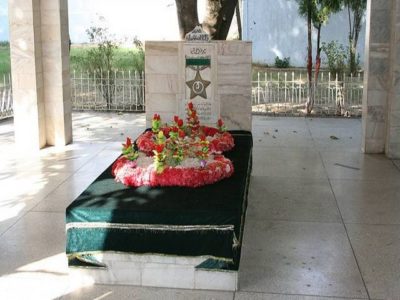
[0,69,364,119]
[252,70,363,116]
[71,70,145,112]
[0,74,13,120]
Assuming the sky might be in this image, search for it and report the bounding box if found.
[0,0,7,41]
[0,0,208,42]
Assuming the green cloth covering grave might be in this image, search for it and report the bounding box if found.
[66,130,252,270]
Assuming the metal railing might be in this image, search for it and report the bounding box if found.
[71,70,145,112]
[252,70,363,116]
[0,74,13,120]
[1,69,364,119]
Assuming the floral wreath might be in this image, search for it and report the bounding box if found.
[112,102,235,188]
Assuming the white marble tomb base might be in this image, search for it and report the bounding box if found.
[69,253,238,291]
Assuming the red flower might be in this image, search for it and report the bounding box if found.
[174,115,179,123]
[188,102,194,110]
[171,126,179,133]
[155,144,164,153]
[162,127,170,137]
[217,118,224,127]
[177,119,184,127]
[153,114,161,120]
[178,130,185,138]
[123,137,132,148]
[203,126,218,137]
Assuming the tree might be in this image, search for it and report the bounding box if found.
[343,0,366,75]
[297,0,341,114]
[236,2,242,40]
[175,0,238,40]
[312,1,341,88]
[297,0,315,114]
[86,19,118,108]
[175,0,199,39]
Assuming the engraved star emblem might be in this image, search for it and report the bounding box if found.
[186,70,211,99]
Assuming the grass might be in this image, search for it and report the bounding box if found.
[0,44,144,78]
[70,46,144,72]
[0,45,11,78]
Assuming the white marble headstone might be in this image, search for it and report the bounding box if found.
[180,27,219,126]
[145,38,252,131]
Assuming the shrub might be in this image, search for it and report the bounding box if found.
[274,56,290,68]
[85,20,119,107]
[321,41,347,78]
[0,41,9,47]
[131,38,144,73]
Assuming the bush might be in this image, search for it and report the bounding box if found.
[84,22,119,107]
[321,41,347,78]
[274,56,290,68]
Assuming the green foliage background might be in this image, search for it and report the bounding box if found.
[0,43,144,78]
[0,43,10,77]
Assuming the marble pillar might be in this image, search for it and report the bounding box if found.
[387,0,400,157]
[363,0,400,158]
[9,0,72,150]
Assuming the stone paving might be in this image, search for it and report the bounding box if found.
[0,113,399,300]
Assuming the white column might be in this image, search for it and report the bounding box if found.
[9,0,46,149]
[386,0,400,158]
[9,0,72,150]
[362,0,391,154]
[40,0,72,146]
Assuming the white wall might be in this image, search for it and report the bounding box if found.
[242,0,366,67]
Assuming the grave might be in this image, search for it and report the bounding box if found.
[66,28,252,291]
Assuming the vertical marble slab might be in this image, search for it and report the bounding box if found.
[40,0,72,146]
[386,0,400,158]
[217,41,252,131]
[180,43,218,126]
[362,0,392,154]
[9,0,72,150]
[9,0,46,149]
[145,41,180,126]
[363,0,400,158]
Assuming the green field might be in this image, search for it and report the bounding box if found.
[0,45,144,78]
[0,45,11,78]
[70,46,144,72]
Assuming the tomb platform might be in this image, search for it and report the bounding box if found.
[66,130,252,291]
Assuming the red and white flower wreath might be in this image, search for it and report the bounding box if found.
[112,102,235,188]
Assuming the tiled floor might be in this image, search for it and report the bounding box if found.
[0,113,399,300]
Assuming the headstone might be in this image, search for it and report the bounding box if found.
[180,26,218,125]
[145,31,252,131]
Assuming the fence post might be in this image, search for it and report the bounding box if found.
[1,75,5,112]
[321,72,324,107]
[142,71,145,110]
[277,72,280,110]
[134,71,138,110]
[299,72,302,104]
[128,70,132,110]
[93,71,97,107]
[121,70,125,109]
[291,72,294,104]
[264,71,268,106]
[284,72,287,104]
[257,72,260,105]
[335,73,341,115]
